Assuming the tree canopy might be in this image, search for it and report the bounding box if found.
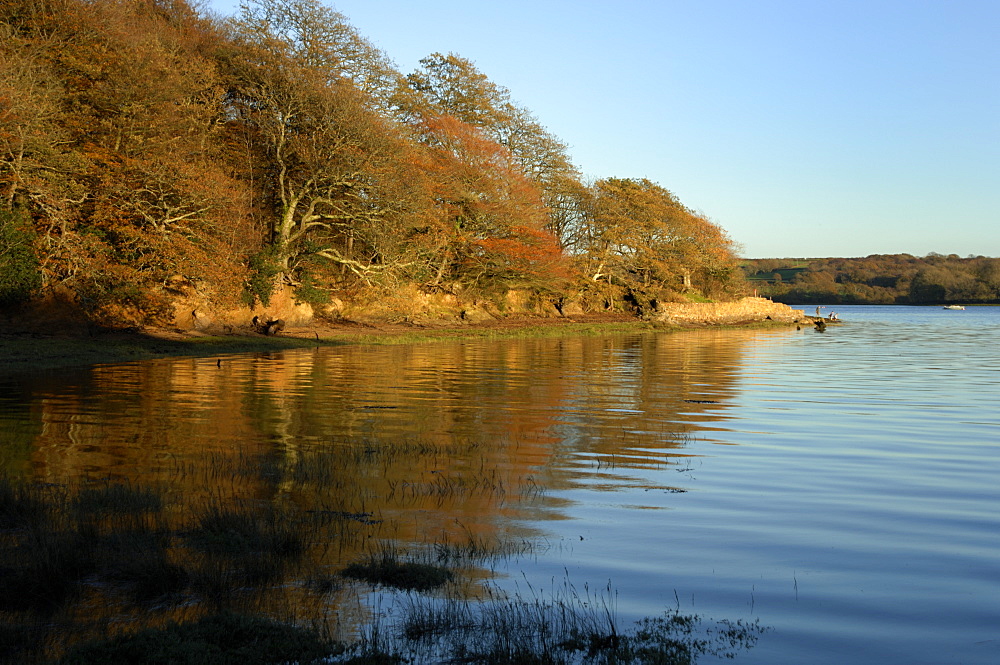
[744,254,1000,305]
[0,0,746,325]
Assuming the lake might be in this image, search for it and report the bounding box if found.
[2,304,998,663]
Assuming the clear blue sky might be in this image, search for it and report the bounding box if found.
[206,0,999,258]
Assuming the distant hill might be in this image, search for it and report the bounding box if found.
[741,254,1000,305]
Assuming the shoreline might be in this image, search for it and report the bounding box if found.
[1,298,809,375]
[0,312,803,376]
[0,313,644,376]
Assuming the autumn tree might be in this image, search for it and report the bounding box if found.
[399,52,585,248]
[414,114,567,292]
[0,0,256,322]
[232,0,400,110]
[0,207,41,305]
[0,18,89,282]
[223,0,437,300]
[579,178,742,302]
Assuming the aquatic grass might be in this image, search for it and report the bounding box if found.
[0,435,769,663]
[0,470,769,664]
[186,501,307,599]
[0,620,50,665]
[0,483,180,614]
[72,480,163,518]
[108,548,190,602]
[0,520,104,614]
[316,320,660,348]
[0,317,664,377]
[431,532,538,566]
[385,468,510,505]
[55,612,340,665]
[341,545,453,592]
[424,519,542,569]
[0,475,51,530]
[390,579,767,665]
[186,501,304,560]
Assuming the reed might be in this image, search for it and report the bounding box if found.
[0,442,767,664]
[55,612,339,665]
[341,544,454,592]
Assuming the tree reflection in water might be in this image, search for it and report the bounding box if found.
[0,329,778,661]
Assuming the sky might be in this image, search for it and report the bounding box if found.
[205,0,999,258]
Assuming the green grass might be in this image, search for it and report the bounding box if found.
[315,321,662,347]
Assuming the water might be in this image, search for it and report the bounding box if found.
[2,304,999,663]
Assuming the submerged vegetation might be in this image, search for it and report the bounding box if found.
[1,0,745,330]
[0,438,767,663]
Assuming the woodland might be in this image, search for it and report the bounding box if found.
[0,0,745,327]
[744,253,1000,305]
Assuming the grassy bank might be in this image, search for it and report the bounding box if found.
[0,316,661,376]
[0,332,326,376]
[1,308,810,377]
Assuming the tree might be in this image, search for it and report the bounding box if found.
[0,0,257,319]
[579,178,742,300]
[415,114,567,291]
[224,0,434,295]
[0,21,89,276]
[399,52,585,246]
[233,0,400,111]
[0,207,41,305]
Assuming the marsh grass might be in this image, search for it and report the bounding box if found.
[0,476,51,529]
[184,501,309,607]
[55,612,339,665]
[341,545,453,592]
[388,580,767,665]
[431,531,539,566]
[1,318,655,378]
[322,320,660,347]
[187,502,303,560]
[0,438,767,664]
[72,480,163,518]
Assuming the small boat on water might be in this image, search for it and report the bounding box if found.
[943,305,966,310]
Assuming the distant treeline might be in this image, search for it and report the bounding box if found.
[0,0,743,325]
[743,254,1000,305]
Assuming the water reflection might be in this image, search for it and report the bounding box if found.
[5,328,784,488]
[0,328,795,658]
[4,329,783,539]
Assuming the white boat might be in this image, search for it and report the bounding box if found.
[943,305,966,310]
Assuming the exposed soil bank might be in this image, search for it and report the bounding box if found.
[0,298,806,375]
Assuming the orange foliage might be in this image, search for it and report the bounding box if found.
[414,114,570,289]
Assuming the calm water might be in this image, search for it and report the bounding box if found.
[2,304,999,663]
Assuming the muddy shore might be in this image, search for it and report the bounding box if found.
[0,313,648,375]
[1,297,808,375]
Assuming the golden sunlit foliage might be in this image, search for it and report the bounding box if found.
[0,0,745,324]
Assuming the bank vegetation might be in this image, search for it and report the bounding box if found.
[0,0,746,331]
